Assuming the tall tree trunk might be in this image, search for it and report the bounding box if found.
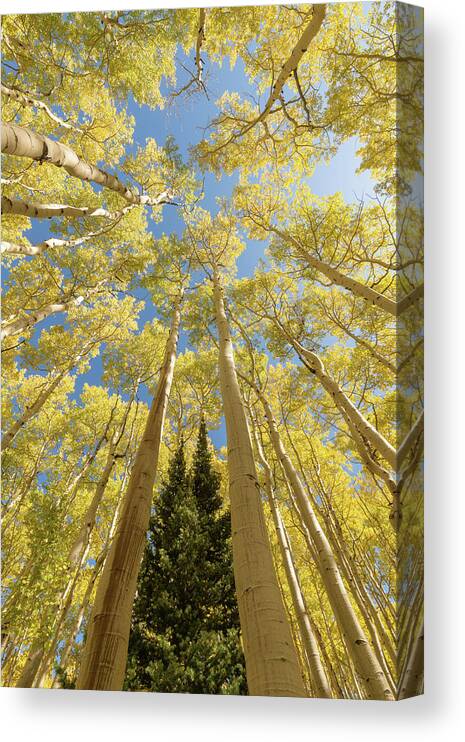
[1,122,172,206]
[15,641,45,688]
[34,546,90,688]
[1,282,105,339]
[212,268,305,697]
[2,370,67,450]
[76,291,183,690]
[398,622,424,699]
[56,464,130,687]
[69,396,134,566]
[1,82,83,132]
[251,420,332,698]
[290,338,396,469]
[258,390,394,700]
[285,423,396,667]
[270,226,422,317]
[52,554,104,687]
[1,195,132,220]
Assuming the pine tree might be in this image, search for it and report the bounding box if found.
[124,426,247,694]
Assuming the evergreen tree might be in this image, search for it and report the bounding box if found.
[124,426,247,694]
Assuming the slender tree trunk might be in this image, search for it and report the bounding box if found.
[69,397,134,566]
[15,641,45,688]
[1,195,132,220]
[2,439,48,530]
[212,268,305,697]
[251,417,332,698]
[286,425,396,667]
[195,8,206,82]
[1,122,172,206]
[240,5,326,135]
[55,465,130,686]
[271,226,422,317]
[52,555,104,687]
[288,336,396,469]
[34,546,90,688]
[2,370,67,450]
[1,282,105,339]
[1,82,83,133]
[259,391,394,700]
[312,618,345,699]
[1,218,125,257]
[398,622,424,699]
[76,292,183,690]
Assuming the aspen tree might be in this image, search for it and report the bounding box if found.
[210,260,305,697]
[257,386,394,700]
[76,289,183,690]
[1,123,174,207]
[250,415,332,698]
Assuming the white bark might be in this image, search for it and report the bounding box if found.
[15,642,45,688]
[195,8,206,82]
[69,398,134,566]
[1,83,83,133]
[252,420,332,698]
[76,292,183,690]
[253,5,326,125]
[273,227,412,317]
[1,282,105,340]
[291,337,396,469]
[212,268,305,697]
[1,195,133,220]
[259,390,394,700]
[1,220,125,257]
[1,369,67,450]
[397,411,424,470]
[398,622,424,699]
[1,122,174,206]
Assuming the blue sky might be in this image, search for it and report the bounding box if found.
[23,43,374,450]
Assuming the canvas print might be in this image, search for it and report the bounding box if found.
[0,2,424,700]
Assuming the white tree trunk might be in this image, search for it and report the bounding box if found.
[1,195,133,220]
[2,370,67,450]
[251,420,332,698]
[1,219,126,257]
[291,337,396,469]
[76,292,182,690]
[1,83,83,133]
[212,268,305,697]
[1,283,105,340]
[271,227,423,317]
[259,391,394,700]
[1,122,173,206]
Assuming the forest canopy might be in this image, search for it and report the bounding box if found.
[1,2,423,700]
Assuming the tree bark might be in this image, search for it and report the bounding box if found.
[1,122,173,206]
[252,420,332,698]
[1,282,105,340]
[1,219,125,257]
[270,226,423,317]
[253,5,326,126]
[69,397,134,566]
[1,82,83,133]
[15,641,45,688]
[1,370,67,450]
[212,268,305,697]
[56,464,130,686]
[1,195,132,220]
[259,390,394,700]
[76,291,183,690]
[195,8,206,82]
[290,336,396,469]
[398,622,424,699]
